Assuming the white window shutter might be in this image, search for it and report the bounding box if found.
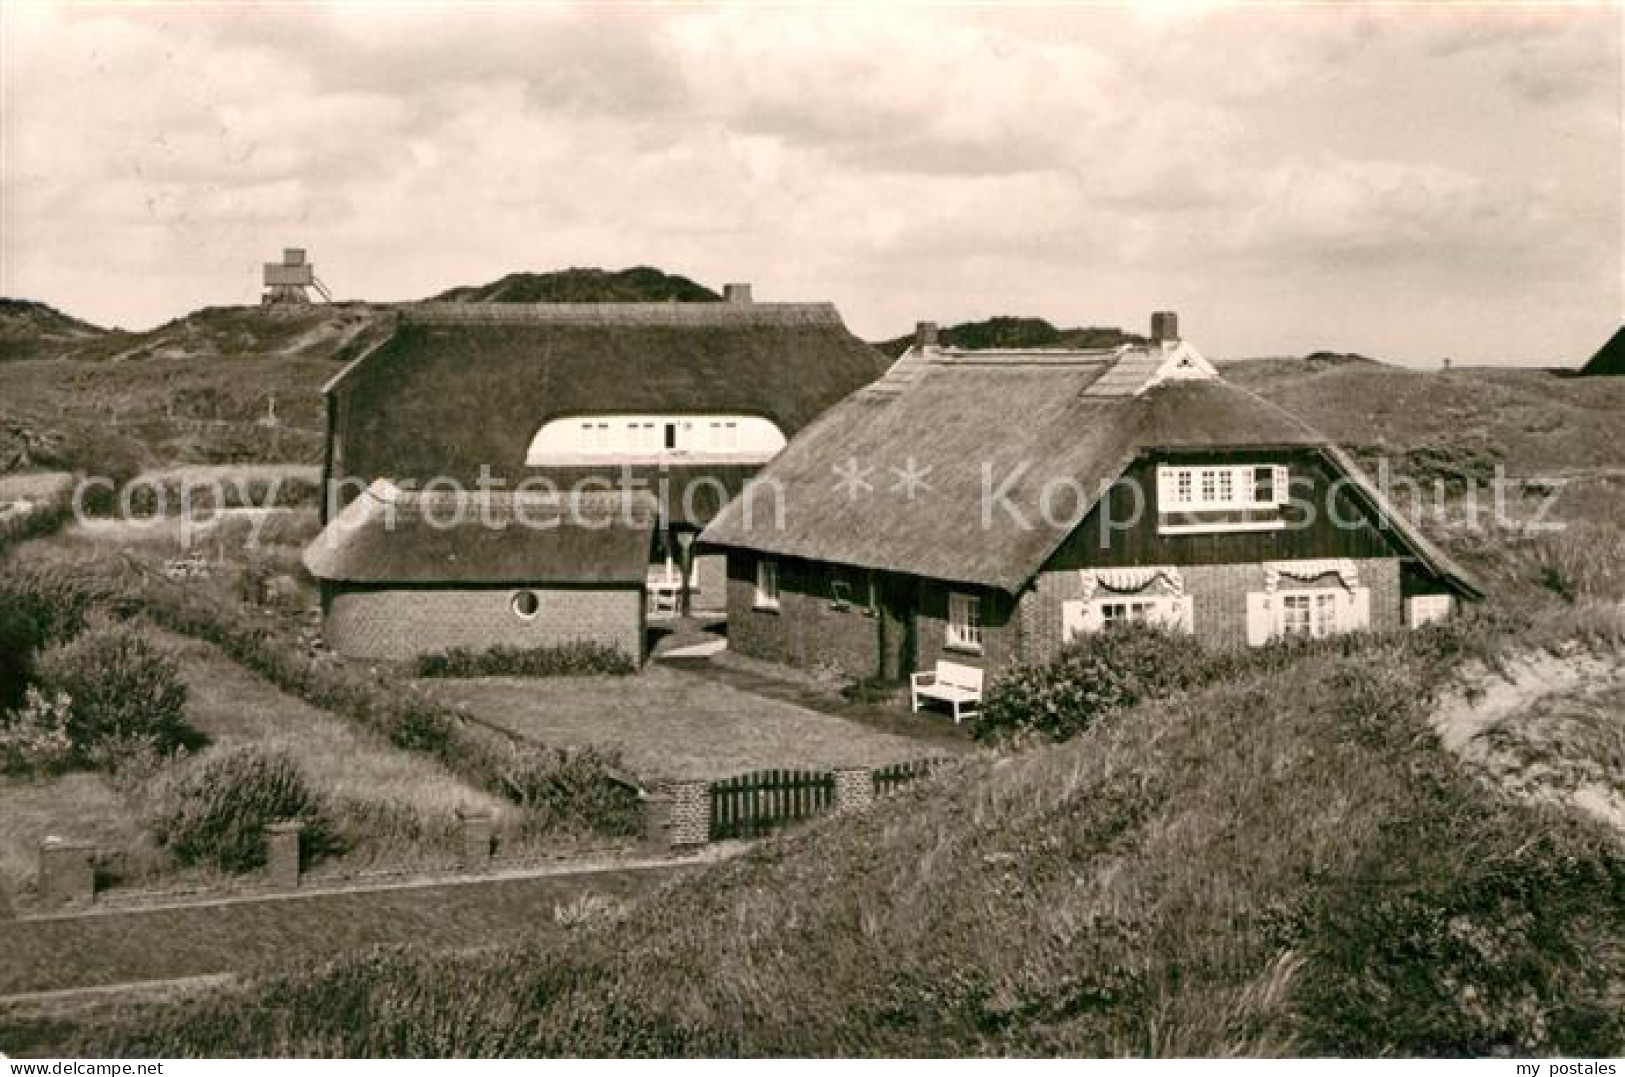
[1062,599,1104,640]
[1245,592,1274,647]
[1156,467,1176,508]
[1344,587,1371,631]
[1159,596,1195,634]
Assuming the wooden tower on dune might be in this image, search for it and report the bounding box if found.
[262,248,332,305]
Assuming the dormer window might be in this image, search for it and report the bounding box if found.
[527,414,787,464]
[1156,464,1291,534]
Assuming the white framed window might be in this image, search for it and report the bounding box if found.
[1158,464,1290,511]
[946,592,983,652]
[754,557,780,611]
[1063,595,1194,639]
[1245,587,1371,646]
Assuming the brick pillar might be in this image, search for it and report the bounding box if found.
[38,837,95,911]
[457,807,494,871]
[640,791,674,854]
[833,768,876,814]
[265,821,305,889]
[668,780,711,849]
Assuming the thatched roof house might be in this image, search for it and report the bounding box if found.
[702,314,1482,683]
[320,292,887,521]
[305,286,885,655]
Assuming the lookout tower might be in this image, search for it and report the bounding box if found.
[262,248,332,305]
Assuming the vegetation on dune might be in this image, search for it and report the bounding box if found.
[874,316,1146,358]
[76,613,1625,1057]
[430,266,720,304]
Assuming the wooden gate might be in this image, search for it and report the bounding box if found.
[709,768,835,841]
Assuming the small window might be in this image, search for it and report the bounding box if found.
[1101,599,1155,626]
[946,592,983,652]
[755,557,780,610]
[664,423,677,450]
[510,590,541,621]
[1253,465,1275,504]
[830,579,852,608]
[1280,591,1339,639]
[1175,470,1193,505]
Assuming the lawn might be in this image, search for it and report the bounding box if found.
[419,665,952,781]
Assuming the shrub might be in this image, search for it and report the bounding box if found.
[0,687,75,777]
[480,741,643,839]
[0,566,99,709]
[415,642,636,679]
[146,747,332,873]
[34,624,190,759]
[974,624,1214,742]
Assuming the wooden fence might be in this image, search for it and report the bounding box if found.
[872,757,952,797]
[709,768,835,841]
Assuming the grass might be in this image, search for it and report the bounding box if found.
[419,665,951,781]
[65,621,1625,1057]
[0,771,147,915]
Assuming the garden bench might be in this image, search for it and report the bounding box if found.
[910,660,984,724]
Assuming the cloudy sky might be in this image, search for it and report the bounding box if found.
[1,2,1619,363]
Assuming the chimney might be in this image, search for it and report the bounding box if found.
[916,321,939,349]
[1150,311,1179,345]
[723,283,752,304]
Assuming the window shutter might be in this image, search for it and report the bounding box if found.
[1062,600,1104,640]
[1272,465,1290,505]
[1164,596,1195,634]
[1245,592,1274,647]
[1344,587,1371,631]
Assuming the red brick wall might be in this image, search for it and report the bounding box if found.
[324,584,645,662]
[1017,556,1403,665]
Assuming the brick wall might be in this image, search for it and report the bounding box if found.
[725,553,882,677]
[1018,556,1404,665]
[325,584,645,662]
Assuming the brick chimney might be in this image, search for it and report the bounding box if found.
[723,283,752,304]
[916,321,939,349]
[1151,311,1179,345]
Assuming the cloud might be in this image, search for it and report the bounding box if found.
[0,3,1617,363]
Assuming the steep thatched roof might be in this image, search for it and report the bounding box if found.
[702,342,1482,597]
[303,480,655,586]
[325,301,887,496]
[1580,326,1625,376]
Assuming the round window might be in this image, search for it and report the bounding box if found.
[510,590,540,620]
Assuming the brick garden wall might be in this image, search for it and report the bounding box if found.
[325,584,645,662]
[1017,556,1404,666]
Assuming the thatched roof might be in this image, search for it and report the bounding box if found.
[325,300,888,498]
[303,480,656,586]
[1580,326,1625,376]
[702,342,1483,597]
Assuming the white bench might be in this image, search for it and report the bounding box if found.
[910,660,984,724]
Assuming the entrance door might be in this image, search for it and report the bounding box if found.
[876,573,917,680]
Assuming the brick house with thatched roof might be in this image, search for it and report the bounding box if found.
[304,287,885,661]
[700,313,1483,681]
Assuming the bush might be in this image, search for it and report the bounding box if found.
[146,747,332,873]
[415,642,636,679]
[34,624,190,760]
[974,624,1215,742]
[481,741,643,838]
[0,566,99,707]
[0,687,76,777]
